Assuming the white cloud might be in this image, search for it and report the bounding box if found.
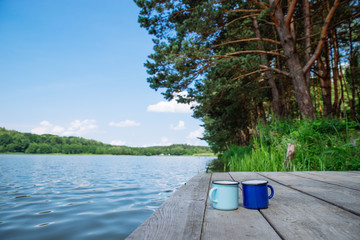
[31,119,98,136]
[147,91,196,113]
[142,136,172,147]
[31,121,65,135]
[187,127,204,140]
[63,120,98,136]
[147,99,192,113]
[170,120,186,130]
[186,127,207,146]
[109,120,140,127]
[110,140,126,146]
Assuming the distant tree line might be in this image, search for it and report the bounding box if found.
[0,128,212,156]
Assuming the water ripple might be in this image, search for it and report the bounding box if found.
[0,155,213,240]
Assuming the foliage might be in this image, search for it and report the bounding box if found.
[135,0,360,153]
[208,118,360,172]
[0,128,212,156]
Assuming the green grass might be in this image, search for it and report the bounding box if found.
[208,118,360,172]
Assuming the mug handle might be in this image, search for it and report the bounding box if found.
[268,185,274,199]
[209,187,218,203]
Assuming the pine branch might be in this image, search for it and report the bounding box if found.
[206,38,281,50]
[230,69,268,82]
[250,0,270,9]
[225,9,263,13]
[251,0,280,26]
[213,14,260,33]
[259,65,290,77]
[201,38,281,52]
[285,0,298,29]
[303,0,341,74]
[217,50,286,58]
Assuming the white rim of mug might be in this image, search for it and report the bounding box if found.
[212,180,239,185]
[241,179,268,185]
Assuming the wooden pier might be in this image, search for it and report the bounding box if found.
[126,171,360,240]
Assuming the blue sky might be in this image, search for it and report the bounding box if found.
[0,0,207,147]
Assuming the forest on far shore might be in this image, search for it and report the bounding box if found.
[0,128,212,156]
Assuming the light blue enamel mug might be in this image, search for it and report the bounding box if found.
[209,180,239,210]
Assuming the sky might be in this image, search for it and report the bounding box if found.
[0,0,207,147]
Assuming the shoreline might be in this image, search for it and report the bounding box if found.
[0,152,216,157]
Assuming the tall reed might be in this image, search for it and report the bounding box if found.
[211,118,360,172]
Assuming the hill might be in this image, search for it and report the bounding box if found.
[0,127,212,156]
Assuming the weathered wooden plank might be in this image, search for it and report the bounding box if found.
[128,172,360,240]
[238,172,360,240]
[126,173,210,240]
[290,171,360,191]
[201,172,281,240]
[259,172,360,216]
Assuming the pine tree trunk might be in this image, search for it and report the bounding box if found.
[317,58,332,117]
[349,21,357,118]
[303,0,311,89]
[251,16,282,117]
[315,79,323,117]
[269,0,316,119]
[323,38,333,117]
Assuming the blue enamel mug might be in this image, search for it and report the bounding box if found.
[241,180,274,209]
[209,180,239,210]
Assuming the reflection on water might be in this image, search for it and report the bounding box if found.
[0,155,212,240]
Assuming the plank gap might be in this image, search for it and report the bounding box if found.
[199,173,212,240]
[257,172,360,218]
[253,172,286,240]
[289,172,360,192]
[258,209,286,240]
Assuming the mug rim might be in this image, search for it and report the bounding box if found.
[212,180,239,185]
[241,179,268,185]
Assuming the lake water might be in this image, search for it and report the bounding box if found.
[0,154,213,240]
